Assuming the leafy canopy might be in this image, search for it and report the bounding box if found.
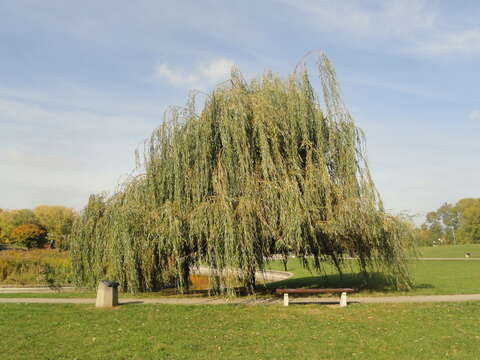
[0,209,38,244]
[34,205,77,249]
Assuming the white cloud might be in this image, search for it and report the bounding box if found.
[154,63,200,88]
[277,0,480,57]
[201,58,235,83]
[154,57,235,90]
[413,28,480,56]
[346,77,432,98]
[469,110,480,121]
[0,98,153,143]
[278,0,435,40]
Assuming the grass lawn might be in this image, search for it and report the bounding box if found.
[1,259,479,299]
[2,302,479,359]
[417,244,480,258]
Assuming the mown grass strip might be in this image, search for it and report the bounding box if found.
[2,302,479,359]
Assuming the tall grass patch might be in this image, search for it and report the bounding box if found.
[0,249,72,286]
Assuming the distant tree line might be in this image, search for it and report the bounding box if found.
[0,206,77,249]
[417,198,480,246]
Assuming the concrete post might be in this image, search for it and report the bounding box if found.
[340,291,347,307]
[96,280,119,308]
[283,293,289,306]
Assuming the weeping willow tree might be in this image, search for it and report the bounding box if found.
[70,54,413,295]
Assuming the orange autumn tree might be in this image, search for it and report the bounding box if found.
[11,223,47,248]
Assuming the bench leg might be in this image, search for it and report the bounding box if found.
[283,293,289,306]
[340,292,347,307]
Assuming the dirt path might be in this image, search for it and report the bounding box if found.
[2,293,480,306]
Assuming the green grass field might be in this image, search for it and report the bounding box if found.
[3,245,480,359]
[2,302,479,359]
[417,244,480,258]
[266,258,480,296]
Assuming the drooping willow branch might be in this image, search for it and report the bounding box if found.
[70,54,413,295]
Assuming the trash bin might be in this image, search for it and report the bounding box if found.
[96,280,119,308]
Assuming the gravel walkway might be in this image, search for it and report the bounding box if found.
[2,293,480,306]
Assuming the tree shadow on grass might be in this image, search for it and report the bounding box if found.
[256,272,434,295]
[413,283,435,290]
[119,301,144,305]
[125,273,435,298]
[128,288,211,298]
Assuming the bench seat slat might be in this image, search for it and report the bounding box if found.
[276,288,354,294]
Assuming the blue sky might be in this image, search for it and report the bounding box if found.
[0,0,479,222]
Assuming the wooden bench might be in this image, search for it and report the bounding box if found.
[276,288,355,307]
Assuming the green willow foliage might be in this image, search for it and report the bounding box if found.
[70,54,413,294]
